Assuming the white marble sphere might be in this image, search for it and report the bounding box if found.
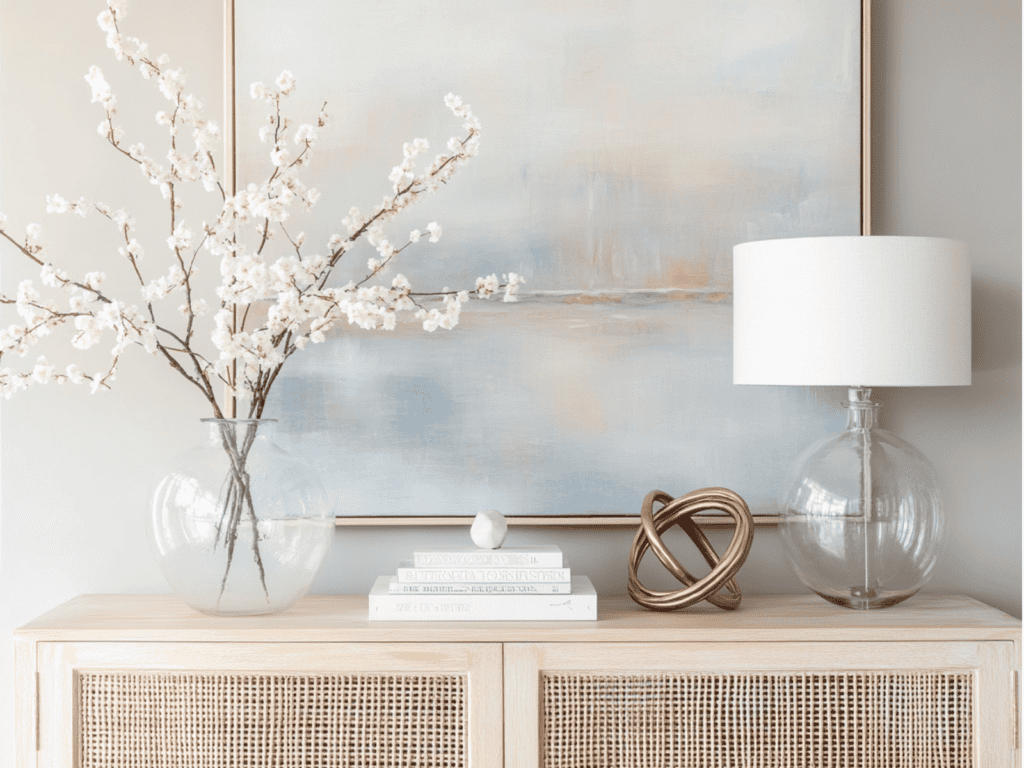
[470,509,508,549]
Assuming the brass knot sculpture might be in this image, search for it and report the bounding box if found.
[628,487,754,611]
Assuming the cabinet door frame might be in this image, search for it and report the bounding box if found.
[504,640,1017,768]
[35,641,503,768]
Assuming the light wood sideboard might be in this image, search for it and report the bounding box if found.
[15,593,1021,767]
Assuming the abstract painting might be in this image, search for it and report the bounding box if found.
[235,0,866,522]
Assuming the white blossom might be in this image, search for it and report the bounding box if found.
[32,356,56,384]
[1,370,29,398]
[426,221,442,243]
[303,187,320,211]
[157,68,185,102]
[503,272,525,302]
[118,239,144,263]
[112,209,135,231]
[376,240,395,260]
[143,264,185,301]
[167,222,192,251]
[192,118,220,152]
[85,66,115,109]
[40,263,67,288]
[46,195,90,217]
[65,363,86,384]
[72,315,102,349]
[476,273,499,299]
[389,165,411,186]
[270,145,290,167]
[294,123,317,145]
[366,224,385,248]
[179,298,207,317]
[275,70,296,95]
[342,207,364,235]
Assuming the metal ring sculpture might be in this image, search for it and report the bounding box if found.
[627,487,754,611]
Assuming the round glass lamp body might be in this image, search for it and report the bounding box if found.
[148,419,333,616]
[780,398,944,610]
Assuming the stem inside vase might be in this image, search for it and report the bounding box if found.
[211,420,269,606]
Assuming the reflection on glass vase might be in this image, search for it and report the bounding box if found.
[148,419,333,616]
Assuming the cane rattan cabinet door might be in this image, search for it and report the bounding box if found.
[505,640,1017,768]
[35,641,503,768]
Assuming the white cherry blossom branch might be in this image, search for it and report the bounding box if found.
[1,0,519,420]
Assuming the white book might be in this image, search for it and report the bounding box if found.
[395,563,571,583]
[387,577,571,595]
[369,575,597,621]
[412,545,563,568]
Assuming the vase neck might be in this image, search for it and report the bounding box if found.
[843,387,878,431]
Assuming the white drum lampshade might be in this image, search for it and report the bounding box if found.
[733,236,971,387]
[732,236,971,610]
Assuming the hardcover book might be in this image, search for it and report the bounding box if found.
[387,577,571,595]
[395,564,571,583]
[412,544,563,568]
[369,575,597,621]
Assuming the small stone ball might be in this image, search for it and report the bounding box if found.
[470,509,508,549]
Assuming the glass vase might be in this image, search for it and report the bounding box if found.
[148,419,333,616]
[780,389,945,610]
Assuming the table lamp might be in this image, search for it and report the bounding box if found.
[732,236,971,609]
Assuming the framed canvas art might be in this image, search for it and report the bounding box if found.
[229,0,870,525]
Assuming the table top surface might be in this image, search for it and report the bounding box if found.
[15,593,1021,643]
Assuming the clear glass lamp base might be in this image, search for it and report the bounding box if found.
[780,388,945,610]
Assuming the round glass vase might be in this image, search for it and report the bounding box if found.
[779,389,945,610]
[148,419,333,616]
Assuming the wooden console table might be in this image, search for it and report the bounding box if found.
[15,593,1021,767]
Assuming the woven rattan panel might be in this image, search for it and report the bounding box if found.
[542,671,973,768]
[79,672,466,768]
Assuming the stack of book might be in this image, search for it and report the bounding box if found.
[368,544,596,621]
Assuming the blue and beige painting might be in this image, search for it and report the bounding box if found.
[242,0,862,518]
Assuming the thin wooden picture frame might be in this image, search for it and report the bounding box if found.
[223,0,872,529]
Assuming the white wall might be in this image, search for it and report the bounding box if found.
[1,1,1020,765]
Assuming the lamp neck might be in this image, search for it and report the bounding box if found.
[844,387,878,431]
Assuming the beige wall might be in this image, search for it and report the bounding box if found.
[1,1,1020,764]
[867,0,1021,617]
